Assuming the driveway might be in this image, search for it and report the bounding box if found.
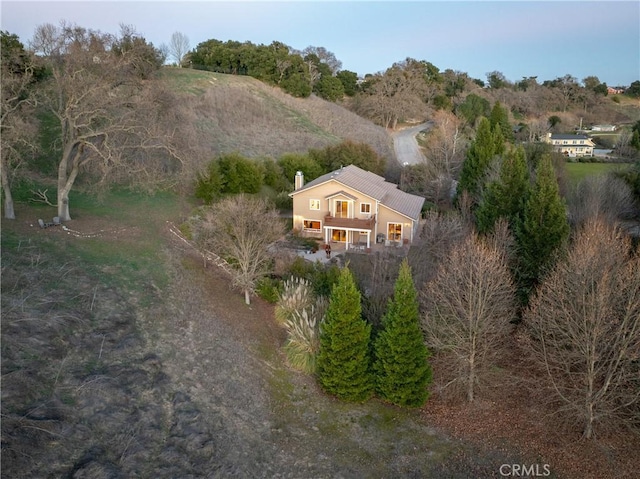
[391,121,432,166]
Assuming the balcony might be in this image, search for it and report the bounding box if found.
[324,214,375,230]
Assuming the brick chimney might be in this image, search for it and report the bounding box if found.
[294,171,304,190]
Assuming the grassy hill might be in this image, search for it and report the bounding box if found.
[159,68,394,166]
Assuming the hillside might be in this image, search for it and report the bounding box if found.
[159,68,395,168]
[1,190,538,478]
[4,66,640,478]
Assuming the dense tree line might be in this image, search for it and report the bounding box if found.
[188,39,357,100]
[187,36,640,140]
[194,140,386,205]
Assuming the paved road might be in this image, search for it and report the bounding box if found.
[391,121,432,166]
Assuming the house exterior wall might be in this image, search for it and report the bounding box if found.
[292,180,378,236]
[377,205,416,244]
[544,134,595,157]
[292,179,418,245]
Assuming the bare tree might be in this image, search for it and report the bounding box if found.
[168,31,189,67]
[304,58,321,88]
[524,218,640,438]
[409,209,471,287]
[419,110,466,204]
[553,74,580,112]
[1,32,39,219]
[192,195,286,305]
[616,129,635,158]
[30,22,183,221]
[423,110,464,175]
[567,174,638,227]
[421,233,516,402]
[525,116,551,143]
[355,61,429,129]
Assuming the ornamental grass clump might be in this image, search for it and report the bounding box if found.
[275,277,315,326]
[276,277,326,374]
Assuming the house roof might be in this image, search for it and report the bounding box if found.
[291,165,425,221]
[550,134,591,140]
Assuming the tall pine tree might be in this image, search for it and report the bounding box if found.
[316,267,374,402]
[516,154,570,301]
[489,101,513,142]
[476,146,530,234]
[457,117,505,201]
[374,260,432,407]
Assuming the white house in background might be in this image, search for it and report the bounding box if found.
[591,124,617,132]
[543,133,596,157]
[289,165,425,250]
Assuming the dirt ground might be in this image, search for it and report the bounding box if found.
[2,212,639,478]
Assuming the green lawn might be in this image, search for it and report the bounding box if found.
[564,162,626,183]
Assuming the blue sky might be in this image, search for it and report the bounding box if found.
[2,1,639,86]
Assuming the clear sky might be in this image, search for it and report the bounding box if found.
[2,1,639,86]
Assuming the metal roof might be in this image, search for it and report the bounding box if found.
[550,134,591,140]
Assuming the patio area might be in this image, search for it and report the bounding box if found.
[291,239,410,264]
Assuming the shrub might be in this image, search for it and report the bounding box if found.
[286,257,339,297]
[309,140,386,176]
[273,191,293,211]
[195,160,223,204]
[255,277,282,304]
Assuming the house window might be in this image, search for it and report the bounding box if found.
[360,203,371,215]
[388,223,402,241]
[309,199,320,210]
[335,200,349,218]
[303,220,321,232]
[332,229,347,242]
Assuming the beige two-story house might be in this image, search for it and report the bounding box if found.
[289,165,425,250]
[543,133,596,157]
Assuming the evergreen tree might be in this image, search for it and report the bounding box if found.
[516,155,570,301]
[476,146,529,234]
[374,260,432,407]
[457,117,504,201]
[316,267,374,402]
[457,93,490,126]
[489,101,513,141]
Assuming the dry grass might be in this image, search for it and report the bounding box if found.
[0,200,529,478]
[161,68,394,174]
